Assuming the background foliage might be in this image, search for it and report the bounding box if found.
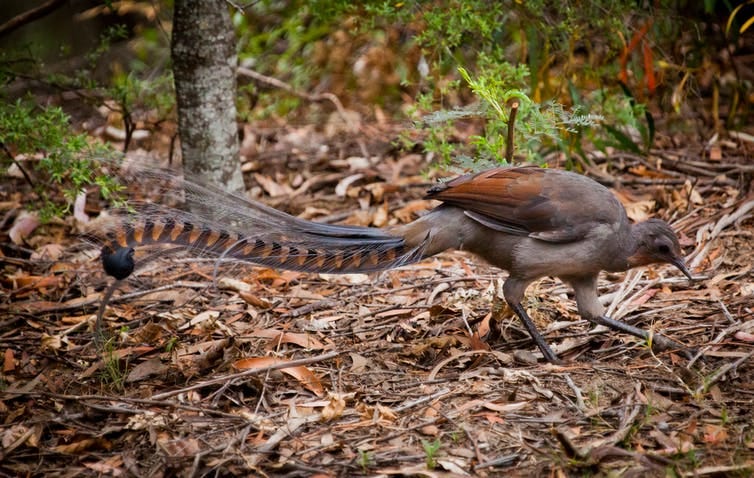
[0,0,751,215]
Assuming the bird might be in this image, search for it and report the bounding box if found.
[100,165,693,362]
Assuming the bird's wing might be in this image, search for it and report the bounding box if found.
[425,167,622,243]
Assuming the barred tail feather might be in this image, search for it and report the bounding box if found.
[95,160,430,279]
[101,211,427,279]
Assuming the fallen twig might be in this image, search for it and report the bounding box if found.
[150,350,341,400]
[694,350,754,396]
[238,66,350,126]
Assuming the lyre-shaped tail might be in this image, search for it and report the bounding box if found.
[100,207,427,279]
[96,161,431,280]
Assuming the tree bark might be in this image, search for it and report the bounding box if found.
[171,0,244,194]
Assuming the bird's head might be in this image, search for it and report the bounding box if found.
[628,218,693,280]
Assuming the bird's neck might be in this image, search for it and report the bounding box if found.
[622,221,656,270]
[603,219,642,272]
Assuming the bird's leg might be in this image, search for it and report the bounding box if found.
[503,278,562,364]
[509,302,562,363]
[567,275,694,359]
[94,279,122,348]
[589,315,694,359]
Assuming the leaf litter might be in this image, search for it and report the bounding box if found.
[1,123,753,476]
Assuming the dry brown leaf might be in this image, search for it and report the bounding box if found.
[375,404,397,421]
[629,288,658,306]
[393,199,433,223]
[684,181,704,205]
[709,145,722,161]
[54,438,112,454]
[239,291,272,308]
[420,424,440,436]
[288,285,327,300]
[2,424,33,448]
[3,348,15,373]
[709,384,723,402]
[40,333,62,352]
[60,314,92,325]
[627,165,673,179]
[252,328,325,350]
[158,437,201,457]
[363,182,386,201]
[375,465,440,477]
[703,424,728,444]
[424,404,439,418]
[409,336,465,357]
[177,310,220,331]
[469,331,489,351]
[643,389,675,411]
[3,272,62,291]
[478,412,506,425]
[125,412,168,431]
[297,206,332,220]
[740,282,754,296]
[427,282,450,304]
[84,455,124,476]
[477,312,492,338]
[233,356,324,396]
[436,458,470,475]
[624,199,656,222]
[126,358,168,383]
[321,392,347,421]
[254,268,300,287]
[78,346,158,379]
[613,188,657,222]
[349,352,368,373]
[650,429,679,451]
[0,199,22,209]
[30,243,65,261]
[131,322,168,343]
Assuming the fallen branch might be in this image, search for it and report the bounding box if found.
[0,0,67,38]
[237,66,350,126]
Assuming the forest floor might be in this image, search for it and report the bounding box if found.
[1,118,754,477]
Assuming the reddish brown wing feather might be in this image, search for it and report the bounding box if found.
[426,167,620,242]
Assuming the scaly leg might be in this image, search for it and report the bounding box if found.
[503,278,563,363]
[509,302,562,364]
[589,315,695,359]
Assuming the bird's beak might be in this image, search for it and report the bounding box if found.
[671,257,694,281]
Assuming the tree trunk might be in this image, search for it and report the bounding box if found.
[171,0,244,194]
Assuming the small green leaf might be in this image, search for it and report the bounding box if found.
[604,124,643,155]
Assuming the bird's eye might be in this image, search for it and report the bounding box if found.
[658,244,670,254]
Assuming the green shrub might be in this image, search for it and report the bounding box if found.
[0,99,123,220]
